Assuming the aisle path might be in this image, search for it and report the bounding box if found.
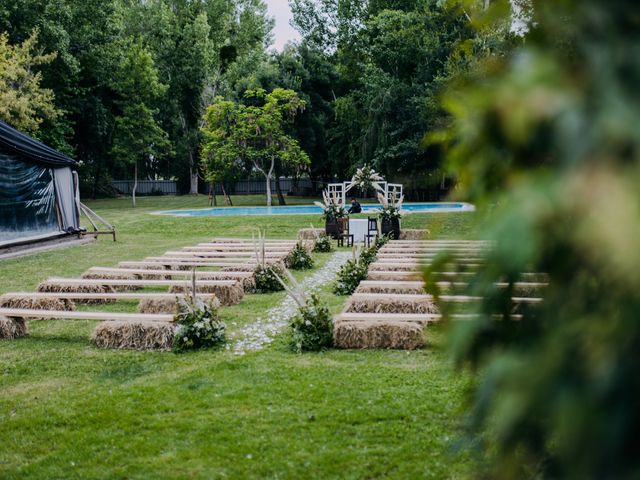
[232,251,351,355]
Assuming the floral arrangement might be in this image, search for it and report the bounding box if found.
[333,245,369,295]
[314,189,347,220]
[310,224,332,252]
[274,269,333,352]
[173,294,226,353]
[313,235,332,252]
[376,192,404,221]
[286,242,314,270]
[253,229,286,292]
[350,164,385,193]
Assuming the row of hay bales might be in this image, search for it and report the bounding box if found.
[332,239,493,350]
[0,238,299,350]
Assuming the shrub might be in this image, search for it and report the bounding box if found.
[286,242,314,270]
[333,258,368,295]
[254,264,285,293]
[313,235,332,253]
[172,295,226,353]
[289,295,333,353]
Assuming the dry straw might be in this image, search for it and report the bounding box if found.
[168,282,243,305]
[0,316,28,339]
[355,284,425,295]
[37,282,117,304]
[366,271,422,281]
[0,295,76,311]
[333,320,425,349]
[368,264,417,272]
[346,297,439,314]
[81,272,143,291]
[137,295,221,314]
[91,321,176,350]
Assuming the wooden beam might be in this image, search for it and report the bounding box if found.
[0,308,174,323]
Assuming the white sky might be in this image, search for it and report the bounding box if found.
[265,0,301,51]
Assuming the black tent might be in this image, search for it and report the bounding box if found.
[0,120,81,246]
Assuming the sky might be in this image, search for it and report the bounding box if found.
[265,0,301,51]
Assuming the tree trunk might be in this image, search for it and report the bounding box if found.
[189,151,198,195]
[132,161,138,208]
[275,163,286,205]
[221,182,232,205]
[265,157,276,206]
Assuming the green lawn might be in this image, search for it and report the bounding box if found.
[0,195,478,479]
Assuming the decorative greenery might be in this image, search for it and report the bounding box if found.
[286,242,314,270]
[314,189,347,220]
[376,192,404,222]
[271,268,333,353]
[333,245,370,296]
[172,295,226,353]
[289,293,333,353]
[312,235,332,253]
[254,264,286,293]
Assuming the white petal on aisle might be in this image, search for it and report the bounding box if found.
[231,251,351,355]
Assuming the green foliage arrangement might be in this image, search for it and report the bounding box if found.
[173,295,226,353]
[426,0,640,478]
[333,258,368,296]
[289,293,333,353]
[376,192,403,222]
[286,243,314,270]
[254,264,286,293]
[272,268,333,352]
[312,235,332,253]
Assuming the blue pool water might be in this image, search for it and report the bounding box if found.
[155,202,474,217]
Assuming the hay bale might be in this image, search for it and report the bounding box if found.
[81,272,142,291]
[398,229,430,240]
[333,320,425,349]
[137,296,221,314]
[346,298,438,314]
[222,265,255,272]
[355,284,425,295]
[198,273,256,291]
[297,228,324,240]
[368,264,417,272]
[0,295,76,311]
[0,316,28,339]
[168,282,243,306]
[91,321,176,350]
[37,282,116,304]
[366,271,422,281]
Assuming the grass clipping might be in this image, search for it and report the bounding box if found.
[91,321,176,351]
[333,320,425,350]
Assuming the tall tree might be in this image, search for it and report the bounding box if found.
[0,29,60,134]
[111,41,171,207]
[201,88,310,206]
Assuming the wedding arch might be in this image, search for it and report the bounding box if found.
[326,165,403,206]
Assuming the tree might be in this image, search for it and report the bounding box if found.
[0,29,60,134]
[201,88,310,206]
[428,0,640,477]
[111,42,171,207]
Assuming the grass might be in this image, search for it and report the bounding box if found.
[0,194,479,479]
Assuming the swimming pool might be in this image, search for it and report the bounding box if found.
[155,202,475,217]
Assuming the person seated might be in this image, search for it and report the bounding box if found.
[348,197,362,214]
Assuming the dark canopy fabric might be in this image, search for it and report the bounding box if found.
[0,120,77,168]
